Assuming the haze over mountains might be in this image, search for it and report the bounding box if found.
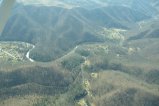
[1,0,159,62]
[0,0,159,106]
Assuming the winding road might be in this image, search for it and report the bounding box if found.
[26,45,35,62]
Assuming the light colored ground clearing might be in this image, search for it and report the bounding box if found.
[97,28,125,42]
[0,41,34,62]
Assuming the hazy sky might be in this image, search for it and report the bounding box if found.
[17,0,54,4]
[16,0,78,9]
[0,0,3,4]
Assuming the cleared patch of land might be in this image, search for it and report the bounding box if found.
[0,41,34,62]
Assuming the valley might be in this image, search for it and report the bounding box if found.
[0,0,159,106]
[0,22,159,106]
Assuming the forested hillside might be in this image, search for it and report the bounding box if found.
[0,0,159,106]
